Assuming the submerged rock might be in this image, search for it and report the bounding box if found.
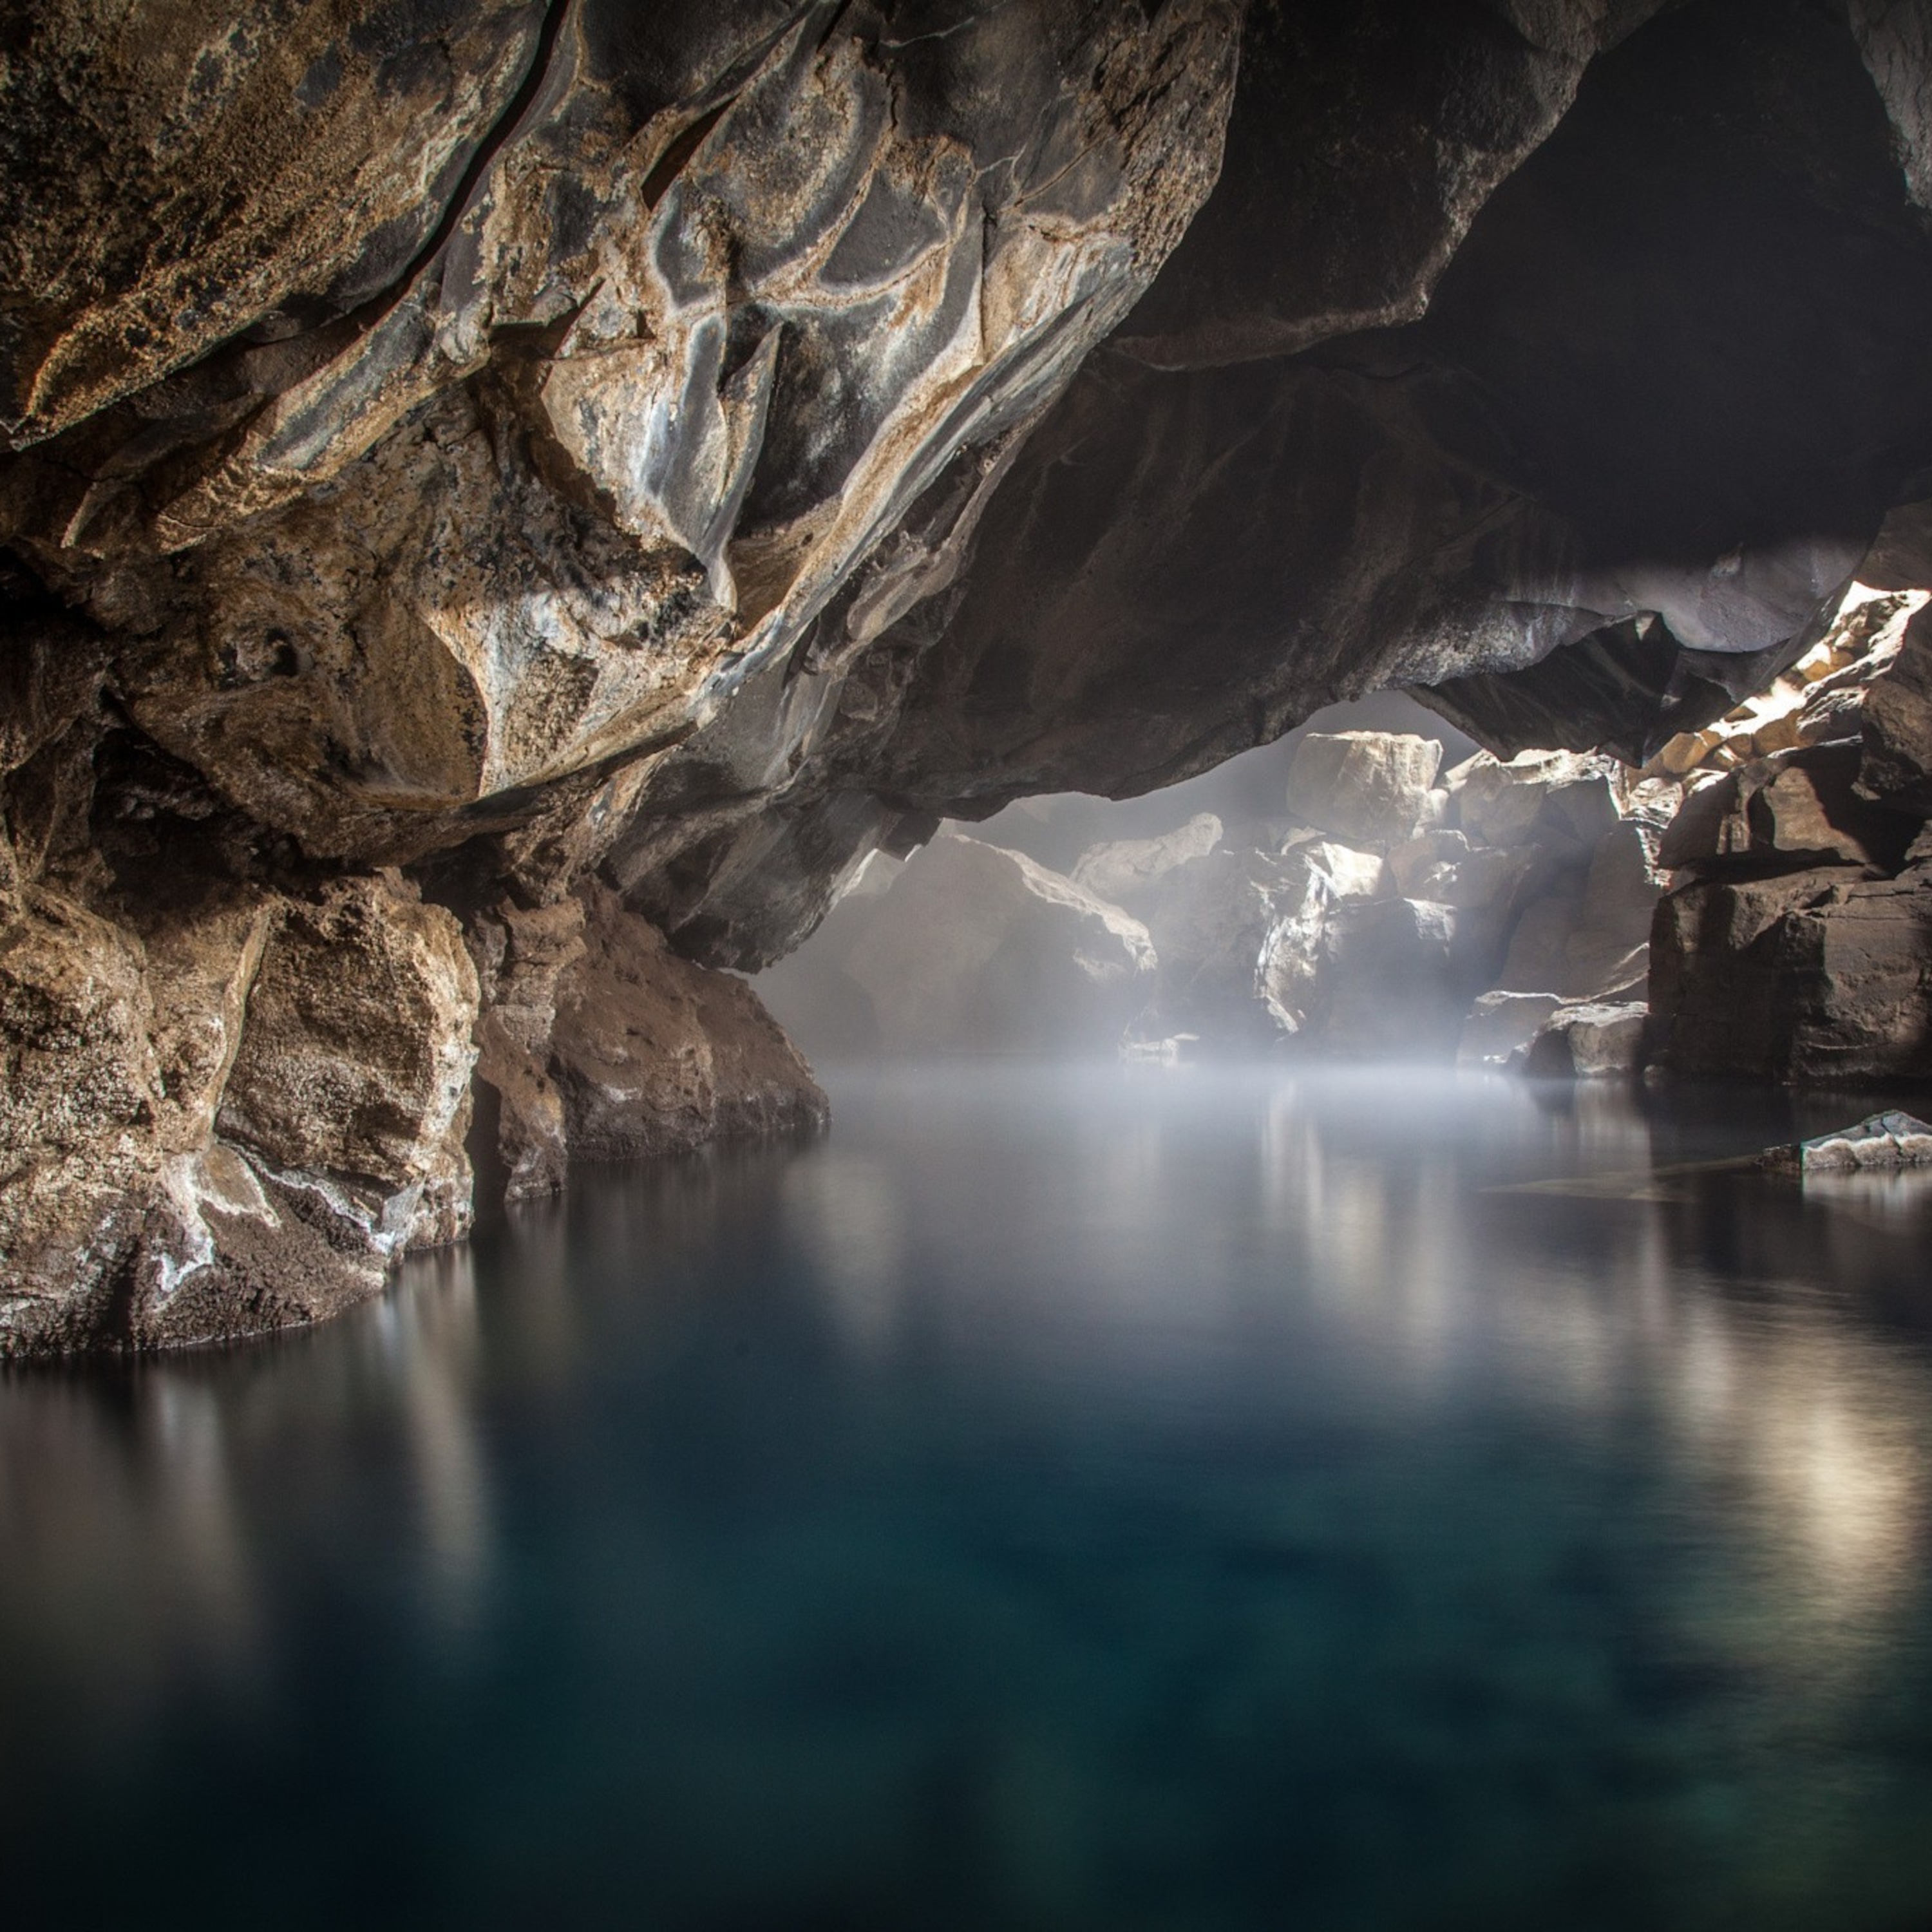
[1761,1112,1932,1172]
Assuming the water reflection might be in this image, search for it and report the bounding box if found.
[2,1066,1931,1929]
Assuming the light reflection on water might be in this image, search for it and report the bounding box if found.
[3,1065,1931,1930]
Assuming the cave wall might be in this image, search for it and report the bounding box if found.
[8,0,1932,1352]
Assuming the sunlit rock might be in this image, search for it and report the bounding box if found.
[1124,842,1318,1052]
[1521,1001,1648,1079]
[1283,732,1443,852]
[1859,603,1932,814]
[1454,749,1622,855]
[1658,743,1911,875]
[1255,838,1392,1037]
[1073,813,1223,912]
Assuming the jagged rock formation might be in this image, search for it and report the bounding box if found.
[1646,579,1932,1083]
[1071,813,1224,911]
[762,724,1676,1067]
[12,1,1932,1349]
[0,1,1237,1353]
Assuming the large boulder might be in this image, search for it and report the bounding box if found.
[1283,732,1443,851]
[1453,749,1622,853]
[1521,1001,1649,1079]
[1658,743,1914,874]
[1072,813,1223,911]
[1859,601,1932,813]
[1121,838,1372,1052]
[1317,896,1467,1059]
[218,876,479,1222]
[1651,865,1932,1081]
[1,871,484,1354]
[1255,838,1392,1036]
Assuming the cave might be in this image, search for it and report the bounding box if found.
[5,3,1932,1924]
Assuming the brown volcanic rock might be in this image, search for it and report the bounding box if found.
[551,887,826,1162]
[1651,866,1932,1083]
[1283,732,1443,852]
[10,3,1240,871]
[0,888,162,1348]
[0,3,1235,1349]
[1,0,547,443]
[217,875,480,1219]
[0,870,482,1355]
[1860,602,1932,814]
[468,895,589,1202]
[1658,743,1914,876]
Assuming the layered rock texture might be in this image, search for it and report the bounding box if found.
[1648,589,1932,1083]
[12,1,1932,1348]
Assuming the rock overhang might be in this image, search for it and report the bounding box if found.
[9,0,1932,1349]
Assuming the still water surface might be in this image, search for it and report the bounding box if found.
[5,1066,1932,1929]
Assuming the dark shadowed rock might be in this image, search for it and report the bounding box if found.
[1318,896,1466,1059]
[1651,866,1932,1083]
[1860,602,1932,814]
[1658,743,1915,875]
[551,887,826,1163]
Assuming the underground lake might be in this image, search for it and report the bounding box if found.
[3,1064,1931,1931]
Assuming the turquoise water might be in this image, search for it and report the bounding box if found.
[4,1066,1932,1929]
